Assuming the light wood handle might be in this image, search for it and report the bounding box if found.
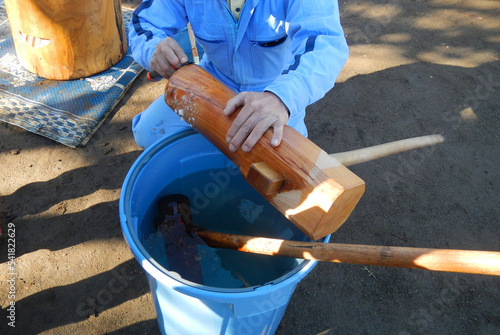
[331,135,445,167]
[187,23,199,64]
[195,229,500,276]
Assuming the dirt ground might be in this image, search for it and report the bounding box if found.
[1,0,499,334]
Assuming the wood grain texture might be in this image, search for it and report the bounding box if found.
[4,0,127,80]
[165,65,365,240]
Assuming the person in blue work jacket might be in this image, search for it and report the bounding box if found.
[129,0,348,152]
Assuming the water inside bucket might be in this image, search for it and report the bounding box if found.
[140,164,309,289]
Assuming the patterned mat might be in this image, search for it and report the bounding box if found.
[0,2,143,147]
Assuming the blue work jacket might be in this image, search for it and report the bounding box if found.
[129,0,348,133]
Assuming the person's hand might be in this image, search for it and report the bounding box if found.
[150,37,188,79]
[224,91,289,152]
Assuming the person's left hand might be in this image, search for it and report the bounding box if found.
[224,91,289,152]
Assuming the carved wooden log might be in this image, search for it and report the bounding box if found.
[4,0,127,80]
[165,65,365,240]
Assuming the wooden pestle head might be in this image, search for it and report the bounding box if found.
[164,65,365,240]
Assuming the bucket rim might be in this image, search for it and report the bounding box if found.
[119,130,328,296]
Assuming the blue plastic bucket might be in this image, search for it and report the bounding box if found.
[119,130,330,335]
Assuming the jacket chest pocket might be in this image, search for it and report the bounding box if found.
[247,19,291,79]
[247,14,288,46]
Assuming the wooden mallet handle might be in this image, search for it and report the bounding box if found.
[331,135,445,167]
[194,228,500,276]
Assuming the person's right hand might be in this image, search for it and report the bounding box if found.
[150,37,188,79]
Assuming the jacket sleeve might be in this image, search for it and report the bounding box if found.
[128,0,188,71]
[264,0,349,119]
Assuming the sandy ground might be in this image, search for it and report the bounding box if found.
[1,0,499,334]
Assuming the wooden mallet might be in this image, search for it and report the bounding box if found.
[165,65,365,241]
[164,65,444,241]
